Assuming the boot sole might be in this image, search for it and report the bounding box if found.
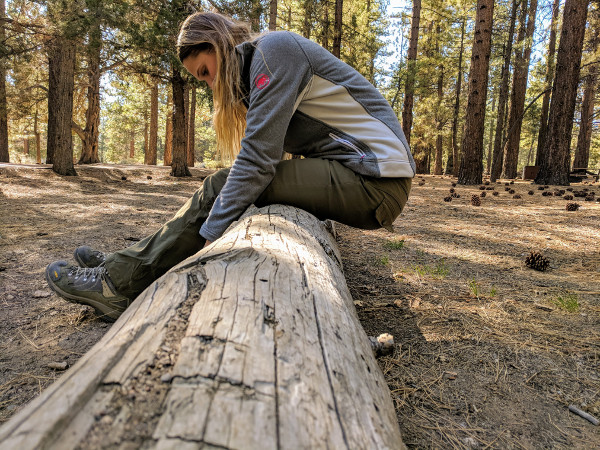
[45,271,121,323]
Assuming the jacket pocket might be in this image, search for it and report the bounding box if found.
[329,132,367,160]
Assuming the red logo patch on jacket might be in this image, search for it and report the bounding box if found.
[254,74,270,90]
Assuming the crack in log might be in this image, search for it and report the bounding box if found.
[75,268,207,449]
[307,263,350,450]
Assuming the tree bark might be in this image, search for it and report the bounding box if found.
[146,81,158,165]
[171,68,190,177]
[269,0,277,31]
[47,36,77,176]
[143,104,149,162]
[535,0,560,166]
[572,24,598,170]
[321,0,330,50]
[458,0,495,185]
[129,131,135,159]
[535,0,590,185]
[402,0,421,146]
[332,0,343,58]
[0,0,9,163]
[486,92,496,174]
[490,0,518,182]
[164,89,173,166]
[501,0,538,180]
[34,109,41,164]
[447,17,465,176]
[187,86,196,167]
[78,21,102,164]
[0,205,406,450]
[302,0,312,39]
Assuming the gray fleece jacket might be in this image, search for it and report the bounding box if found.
[199,31,416,242]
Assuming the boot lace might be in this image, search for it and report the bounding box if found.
[69,263,106,282]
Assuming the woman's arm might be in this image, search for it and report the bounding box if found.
[199,32,313,242]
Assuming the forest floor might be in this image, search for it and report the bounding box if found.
[0,163,599,449]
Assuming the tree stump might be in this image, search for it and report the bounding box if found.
[0,205,405,450]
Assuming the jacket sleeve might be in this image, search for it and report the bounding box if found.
[200,33,312,242]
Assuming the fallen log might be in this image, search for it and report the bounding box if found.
[0,204,405,450]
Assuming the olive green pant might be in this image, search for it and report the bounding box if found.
[106,158,411,299]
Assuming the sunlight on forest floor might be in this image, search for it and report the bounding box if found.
[1,165,599,449]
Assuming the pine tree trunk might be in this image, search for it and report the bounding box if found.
[447,18,465,176]
[269,0,277,31]
[501,0,537,180]
[171,68,191,177]
[143,106,149,161]
[332,0,343,58]
[402,0,421,146]
[535,0,590,185]
[302,0,312,39]
[0,0,9,163]
[187,86,196,167]
[47,36,77,176]
[79,22,101,164]
[572,63,596,169]
[458,0,495,185]
[535,0,560,165]
[164,90,173,166]
[434,72,444,175]
[146,81,158,165]
[321,0,330,50]
[490,0,518,182]
[486,92,496,174]
[23,138,29,156]
[34,110,41,164]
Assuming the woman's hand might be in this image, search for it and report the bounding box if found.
[203,240,212,248]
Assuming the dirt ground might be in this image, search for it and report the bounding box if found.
[0,163,599,449]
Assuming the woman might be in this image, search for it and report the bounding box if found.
[45,11,415,322]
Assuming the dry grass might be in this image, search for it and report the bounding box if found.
[337,174,600,449]
[1,166,599,448]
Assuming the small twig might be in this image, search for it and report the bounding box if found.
[18,329,40,351]
[568,405,599,426]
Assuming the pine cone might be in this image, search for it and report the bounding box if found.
[513,194,521,199]
[492,191,499,196]
[479,186,486,190]
[528,190,534,195]
[480,191,487,197]
[525,251,549,271]
[444,196,452,202]
[471,194,481,206]
[563,194,573,200]
[566,203,580,211]
[585,194,595,201]
[509,189,516,194]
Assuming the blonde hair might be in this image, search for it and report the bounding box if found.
[177,12,253,162]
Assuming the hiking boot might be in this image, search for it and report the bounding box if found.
[45,261,130,322]
[74,246,106,268]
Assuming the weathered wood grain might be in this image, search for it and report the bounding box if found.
[0,205,405,450]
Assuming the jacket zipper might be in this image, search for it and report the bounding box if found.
[329,133,366,160]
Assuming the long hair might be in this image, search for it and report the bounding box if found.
[177,12,253,162]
